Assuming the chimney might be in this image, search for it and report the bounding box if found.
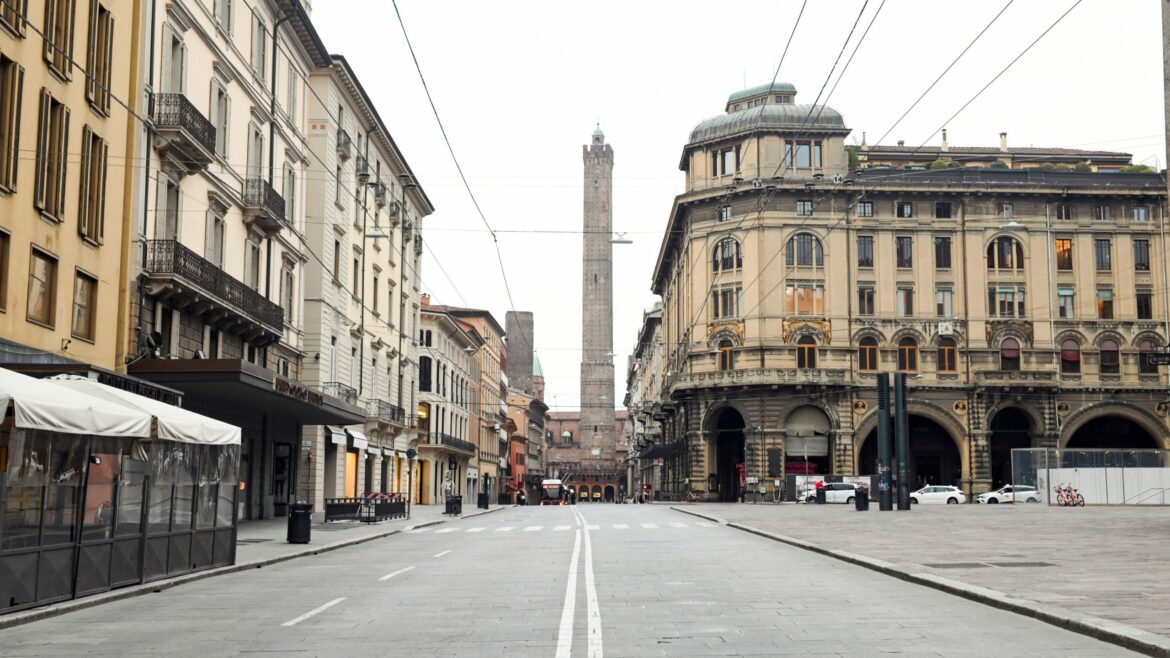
[999,132,1008,152]
[420,293,431,307]
[897,140,905,147]
[941,128,949,152]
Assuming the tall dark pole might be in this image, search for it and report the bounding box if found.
[894,373,911,510]
[876,373,893,511]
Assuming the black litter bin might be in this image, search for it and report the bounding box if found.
[477,492,489,510]
[287,503,312,544]
[445,495,463,516]
[854,488,869,511]
[815,488,826,505]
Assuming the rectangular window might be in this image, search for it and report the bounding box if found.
[720,147,736,175]
[335,165,343,205]
[1134,239,1150,272]
[999,202,1013,219]
[718,205,731,222]
[896,201,913,218]
[896,287,914,317]
[856,235,873,267]
[784,140,822,168]
[1133,206,1150,223]
[1097,289,1113,319]
[245,236,260,290]
[0,231,8,310]
[211,81,230,158]
[35,89,70,221]
[215,0,233,32]
[372,276,379,314]
[1093,205,1111,221]
[285,64,298,123]
[352,257,359,295]
[332,239,340,281]
[1055,238,1073,271]
[1058,288,1075,319]
[207,207,225,267]
[1137,289,1153,320]
[0,0,27,36]
[85,3,113,114]
[935,288,953,317]
[785,282,824,315]
[857,201,874,218]
[934,236,952,270]
[989,286,1026,318]
[283,163,296,227]
[1094,239,1112,271]
[250,10,267,82]
[787,234,822,267]
[795,200,813,216]
[281,265,294,321]
[934,202,952,219]
[71,270,96,340]
[857,285,874,316]
[1056,203,1073,221]
[895,236,913,268]
[78,126,107,243]
[0,55,24,192]
[27,248,56,326]
[712,286,742,319]
[44,0,76,77]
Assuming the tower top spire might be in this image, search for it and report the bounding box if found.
[592,123,604,145]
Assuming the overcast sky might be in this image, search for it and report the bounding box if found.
[310,0,1165,411]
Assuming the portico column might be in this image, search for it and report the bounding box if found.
[832,430,855,475]
[969,430,991,497]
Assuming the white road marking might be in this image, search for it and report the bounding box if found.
[669,522,688,528]
[378,566,415,582]
[554,525,571,531]
[696,522,715,528]
[406,528,430,534]
[579,510,604,658]
[612,524,628,530]
[641,523,659,529]
[554,529,582,658]
[524,525,543,532]
[495,526,514,532]
[433,550,451,558]
[434,528,457,534]
[281,597,345,626]
[465,527,486,533]
[586,524,600,530]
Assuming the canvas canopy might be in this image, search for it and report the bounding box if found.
[0,367,152,437]
[51,375,241,445]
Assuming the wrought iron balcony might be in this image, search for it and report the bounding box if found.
[243,178,287,234]
[152,93,216,173]
[368,399,406,426]
[323,382,358,405]
[336,129,352,160]
[142,240,283,336]
[670,367,848,392]
[430,432,476,455]
[373,180,388,207]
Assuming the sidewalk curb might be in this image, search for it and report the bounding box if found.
[0,505,506,631]
[671,506,1170,658]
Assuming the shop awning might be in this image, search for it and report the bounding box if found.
[382,447,394,456]
[0,367,152,437]
[51,376,241,445]
[327,425,347,445]
[347,429,368,451]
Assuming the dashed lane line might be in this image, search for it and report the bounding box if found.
[669,522,688,528]
[495,526,514,532]
[434,528,458,534]
[524,526,543,532]
[465,527,486,533]
[554,525,571,531]
[281,597,345,626]
[641,523,659,529]
[433,550,451,558]
[612,524,628,529]
[378,566,415,582]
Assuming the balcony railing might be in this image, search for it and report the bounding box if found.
[336,129,352,160]
[152,93,216,171]
[431,432,476,455]
[143,240,283,331]
[671,367,848,392]
[368,399,406,425]
[323,382,358,405]
[243,178,286,233]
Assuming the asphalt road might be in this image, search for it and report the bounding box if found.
[0,504,1135,657]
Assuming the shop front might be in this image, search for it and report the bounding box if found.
[0,369,240,615]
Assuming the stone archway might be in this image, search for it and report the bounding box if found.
[604,485,615,502]
[858,415,963,488]
[989,407,1033,488]
[1066,417,1160,450]
[710,407,746,502]
[784,405,832,475]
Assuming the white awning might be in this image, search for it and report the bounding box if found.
[0,368,151,438]
[382,447,394,456]
[327,426,346,445]
[347,429,368,451]
[51,375,241,445]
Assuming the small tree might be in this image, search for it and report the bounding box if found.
[988,161,1009,170]
[930,158,960,169]
[1073,162,1093,173]
[1121,164,1155,174]
[846,147,860,169]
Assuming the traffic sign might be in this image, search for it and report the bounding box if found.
[1147,353,1170,366]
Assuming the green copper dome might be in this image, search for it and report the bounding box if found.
[727,82,797,104]
[689,104,848,144]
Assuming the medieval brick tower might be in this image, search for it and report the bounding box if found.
[580,126,617,464]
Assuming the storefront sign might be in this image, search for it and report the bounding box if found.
[274,377,324,406]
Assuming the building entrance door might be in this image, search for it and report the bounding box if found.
[344,452,358,498]
[713,407,746,502]
[273,443,291,517]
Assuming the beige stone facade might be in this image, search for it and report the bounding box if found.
[637,83,1170,502]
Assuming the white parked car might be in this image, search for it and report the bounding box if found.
[804,482,861,504]
[976,485,1041,504]
[910,485,966,505]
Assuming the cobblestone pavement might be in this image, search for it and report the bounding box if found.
[0,504,1137,657]
[679,502,1170,642]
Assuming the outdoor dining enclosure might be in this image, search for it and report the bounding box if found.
[0,369,240,614]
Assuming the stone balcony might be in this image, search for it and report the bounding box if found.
[670,367,848,393]
[152,93,216,174]
[973,369,1058,387]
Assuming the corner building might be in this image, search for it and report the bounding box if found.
[645,83,1170,502]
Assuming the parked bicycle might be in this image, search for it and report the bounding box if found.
[1054,482,1085,507]
[682,487,703,503]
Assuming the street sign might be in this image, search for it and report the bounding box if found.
[1148,353,1170,366]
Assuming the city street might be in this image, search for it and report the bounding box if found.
[0,505,1136,657]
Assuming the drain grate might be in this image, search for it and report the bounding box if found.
[923,562,991,569]
[988,561,1056,568]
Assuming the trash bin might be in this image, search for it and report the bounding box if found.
[287,503,312,544]
[815,488,826,505]
[477,492,489,510]
[854,488,869,511]
[445,495,463,516]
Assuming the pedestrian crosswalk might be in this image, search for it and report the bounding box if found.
[406,521,717,536]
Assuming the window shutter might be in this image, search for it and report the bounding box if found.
[9,63,24,188]
[178,41,187,94]
[159,24,172,93]
[56,104,69,219]
[154,176,167,239]
[85,1,96,102]
[205,208,216,261]
[42,0,54,62]
[78,126,90,237]
[95,136,107,242]
[34,89,49,210]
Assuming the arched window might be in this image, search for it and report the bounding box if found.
[419,356,433,392]
[986,236,1025,271]
[897,337,918,372]
[1060,339,1081,374]
[718,339,735,370]
[937,337,957,373]
[1100,340,1120,374]
[1139,340,1158,374]
[797,335,817,369]
[785,233,824,268]
[858,337,878,371]
[712,238,742,273]
[1000,338,1020,371]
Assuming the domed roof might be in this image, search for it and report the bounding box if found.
[727,82,797,104]
[689,103,848,144]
